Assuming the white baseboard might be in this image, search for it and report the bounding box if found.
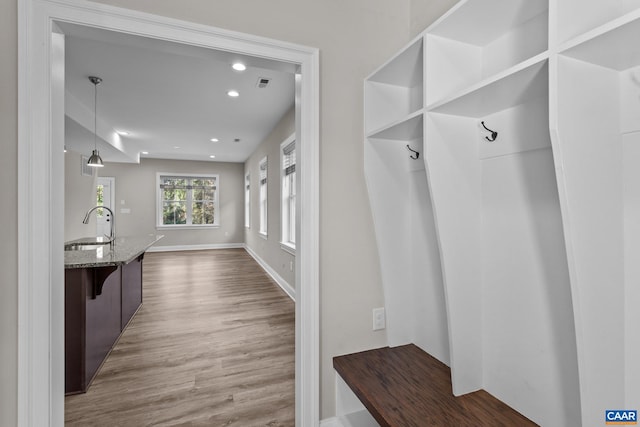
[147,243,244,252]
[244,245,296,301]
[320,418,344,427]
[323,413,378,427]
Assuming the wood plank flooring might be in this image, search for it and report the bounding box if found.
[65,249,295,427]
[334,344,538,427]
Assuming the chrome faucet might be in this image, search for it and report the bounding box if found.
[83,205,115,244]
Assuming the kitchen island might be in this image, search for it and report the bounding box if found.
[64,235,163,394]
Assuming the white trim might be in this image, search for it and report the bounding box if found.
[244,172,251,229]
[281,242,296,255]
[259,156,268,235]
[147,243,245,252]
[96,176,115,237]
[320,418,346,427]
[280,132,296,249]
[244,245,296,301]
[155,225,220,231]
[18,1,320,425]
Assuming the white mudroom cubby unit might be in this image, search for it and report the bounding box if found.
[550,9,640,425]
[354,0,640,426]
[364,101,450,364]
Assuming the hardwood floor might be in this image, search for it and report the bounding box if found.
[65,249,295,427]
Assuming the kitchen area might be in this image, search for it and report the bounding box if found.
[64,234,162,394]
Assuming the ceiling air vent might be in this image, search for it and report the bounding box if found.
[256,77,271,88]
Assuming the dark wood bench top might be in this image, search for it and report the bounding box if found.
[333,344,537,427]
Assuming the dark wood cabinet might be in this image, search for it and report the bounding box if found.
[65,255,143,395]
[121,255,143,329]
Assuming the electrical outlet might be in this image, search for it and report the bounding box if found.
[290,261,294,271]
[372,307,385,331]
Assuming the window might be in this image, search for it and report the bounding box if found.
[157,173,219,228]
[281,135,296,251]
[244,173,250,228]
[259,157,268,236]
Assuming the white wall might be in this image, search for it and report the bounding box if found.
[244,108,295,289]
[98,158,245,247]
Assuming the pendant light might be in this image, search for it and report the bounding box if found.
[87,76,104,167]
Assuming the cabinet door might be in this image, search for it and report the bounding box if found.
[121,255,143,329]
[65,268,89,394]
[85,266,122,387]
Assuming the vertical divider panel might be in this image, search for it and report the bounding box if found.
[552,16,640,417]
[424,113,483,395]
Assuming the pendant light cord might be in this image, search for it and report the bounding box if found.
[94,79,98,150]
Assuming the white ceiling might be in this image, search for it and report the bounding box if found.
[60,22,296,164]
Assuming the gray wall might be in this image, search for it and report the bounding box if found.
[409,0,459,36]
[0,0,17,424]
[245,108,295,289]
[2,1,455,424]
[99,158,245,247]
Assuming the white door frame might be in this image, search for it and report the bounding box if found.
[17,1,320,425]
[96,176,115,237]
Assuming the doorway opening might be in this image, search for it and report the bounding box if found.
[18,1,319,425]
[95,177,115,238]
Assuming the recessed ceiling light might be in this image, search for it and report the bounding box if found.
[227,90,240,98]
[141,151,149,155]
[173,146,181,149]
[209,155,216,159]
[117,130,130,136]
[210,138,219,142]
[232,62,246,71]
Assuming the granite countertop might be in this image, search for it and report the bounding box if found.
[64,235,164,269]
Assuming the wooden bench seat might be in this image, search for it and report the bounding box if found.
[333,344,537,427]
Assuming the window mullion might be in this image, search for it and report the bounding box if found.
[186,178,193,225]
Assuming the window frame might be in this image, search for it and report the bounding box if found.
[244,172,251,228]
[156,172,220,229]
[280,133,296,253]
[259,156,268,237]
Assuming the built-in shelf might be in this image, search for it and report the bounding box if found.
[559,11,640,71]
[365,38,423,133]
[367,37,423,87]
[356,1,640,425]
[556,0,640,45]
[425,0,548,106]
[366,111,423,140]
[426,55,548,117]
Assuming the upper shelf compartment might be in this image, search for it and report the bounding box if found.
[556,0,640,45]
[428,57,548,118]
[365,37,423,133]
[425,0,548,106]
[559,13,640,135]
[367,111,423,141]
[559,12,640,72]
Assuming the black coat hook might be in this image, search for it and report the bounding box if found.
[481,121,498,142]
[406,144,420,160]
